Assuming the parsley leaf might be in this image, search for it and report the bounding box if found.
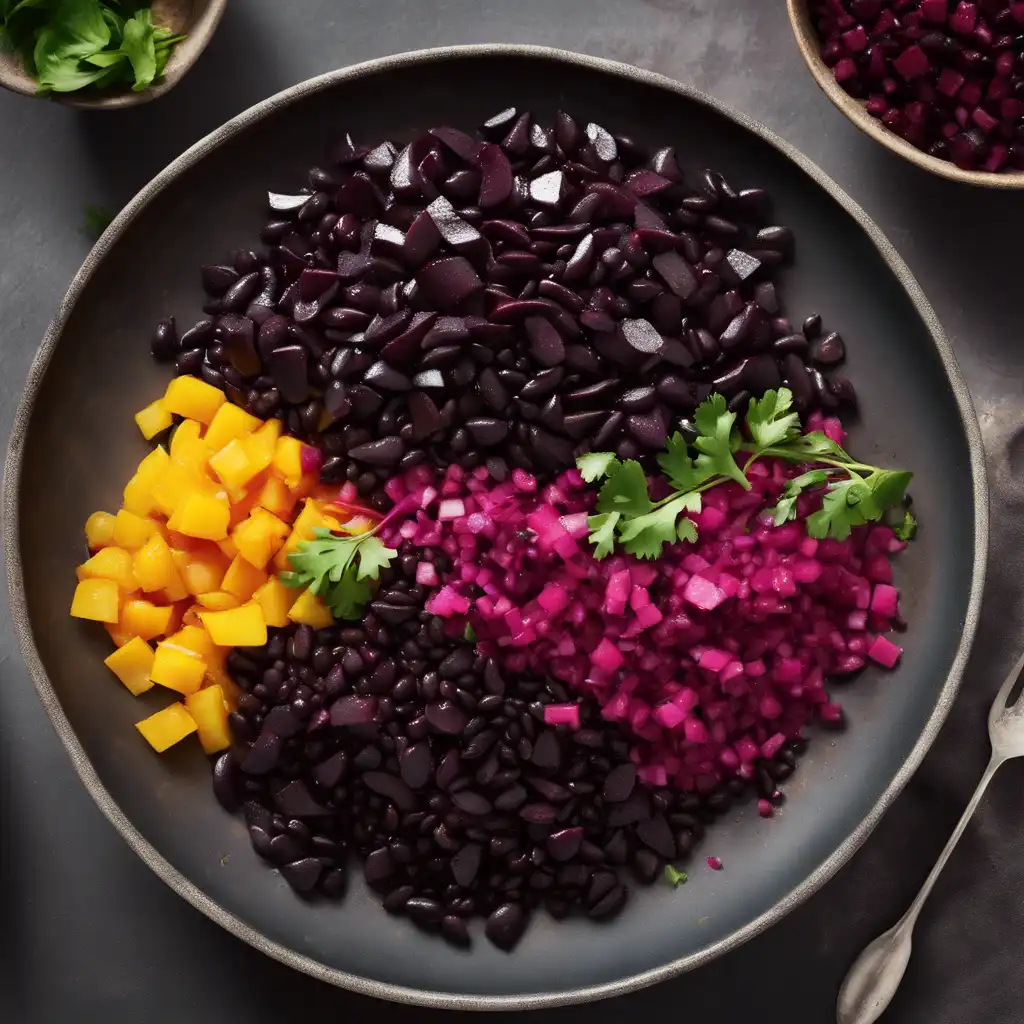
[354,534,397,580]
[587,512,620,560]
[693,393,748,490]
[869,469,912,510]
[596,460,652,517]
[463,622,477,643]
[664,865,688,888]
[121,6,156,90]
[657,431,714,492]
[769,468,834,526]
[894,509,918,541]
[576,451,620,484]
[806,479,867,541]
[746,388,801,448]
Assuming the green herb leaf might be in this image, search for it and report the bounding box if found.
[329,565,373,620]
[769,468,834,526]
[806,478,868,541]
[576,451,620,484]
[767,431,848,462]
[32,0,110,93]
[80,202,113,239]
[596,459,652,517]
[120,6,155,89]
[894,509,917,541]
[693,393,748,490]
[869,469,912,510]
[587,512,620,560]
[676,516,698,544]
[463,622,477,643]
[664,865,688,888]
[353,534,397,581]
[746,388,800,448]
[657,431,714,493]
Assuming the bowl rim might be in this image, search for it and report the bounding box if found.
[2,42,989,1010]
[787,0,1024,189]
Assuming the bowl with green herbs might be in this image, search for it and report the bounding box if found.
[0,0,226,107]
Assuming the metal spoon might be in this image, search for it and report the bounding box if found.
[837,648,1024,1024]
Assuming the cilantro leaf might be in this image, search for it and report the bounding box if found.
[657,432,714,492]
[677,516,698,544]
[587,512,620,560]
[665,865,688,888]
[576,451,619,484]
[463,622,477,643]
[869,469,912,510]
[329,565,373,620]
[769,468,833,526]
[354,534,397,581]
[770,431,849,462]
[619,494,696,560]
[693,393,748,490]
[596,460,652,517]
[746,388,800,448]
[894,509,918,541]
[120,6,156,90]
[80,202,113,240]
[807,479,868,541]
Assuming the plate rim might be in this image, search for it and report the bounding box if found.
[1,42,989,1010]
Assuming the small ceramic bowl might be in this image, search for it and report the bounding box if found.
[0,0,226,109]
[787,0,1024,189]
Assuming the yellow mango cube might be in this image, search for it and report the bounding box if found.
[135,398,173,440]
[85,511,117,550]
[71,578,121,623]
[205,403,260,451]
[248,417,281,467]
[287,587,334,629]
[150,642,207,695]
[222,554,267,600]
[159,574,190,603]
[132,532,180,593]
[113,509,157,551]
[217,536,239,561]
[105,623,135,648]
[172,548,228,596]
[124,445,171,517]
[136,703,197,753]
[77,546,136,591]
[209,438,259,491]
[185,685,232,754]
[163,376,226,425]
[104,637,155,696]
[165,624,228,686]
[256,474,297,520]
[233,508,290,569]
[199,601,267,647]
[170,418,209,464]
[167,491,231,541]
[273,500,335,571]
[121,599,174,640]
[272,435,308,486]
[196,591,241,610]
[253,577,297,627]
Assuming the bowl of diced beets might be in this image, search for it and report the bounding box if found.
[788,0,1024,187]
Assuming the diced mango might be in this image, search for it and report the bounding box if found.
[151,459,211,518]
[209,438,260,492]
[136,703,197,753]
[77,547,136,591]
[167,491,231,541]
[196,591,241,610]
[287,587,334,628]
[185,685,232,754]
[104,637,155,696]
[135,398,173,440]
[222,554,267,600]
[121,598,174,640]
[256,474,297,520]
[163,376,226,425]
[205,403,260,452]
[199,601,267,647]
[233,508,290,569]
[247,417,281,468]
[273,500,330,571]
[150,642,206,695]
[170,418,209,466]
[272,435,308,486]
[172,547,228,596]
[159,573,190,603]
[253,577,297,627]
[165,624,229,686]
[71,578,120,623]
[288,471,319,500]
[85,511,118,550]
[217,536,239,561]
[105,622,135,648]
[113,509,157,550]
[123,445,171,517]
[132,532,180,593]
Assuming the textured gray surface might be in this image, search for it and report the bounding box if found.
[0,3,1022,1023]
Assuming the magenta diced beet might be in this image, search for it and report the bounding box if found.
[841,25,869,53]
[960,80,982,106]
[937,67,965,96]
[893,44,931,79]
[865,96,889,117]
[971,106,999,132]
[868,635,903,669]
[996,50,1015,78]
[833,57,859,83]
[1014,2,1024,26]
[919,0,948,25]
[984,143,1009,171]
[949,2,977,35]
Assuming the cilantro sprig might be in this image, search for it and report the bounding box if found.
[279,527,397,621]
[579,387,913,560]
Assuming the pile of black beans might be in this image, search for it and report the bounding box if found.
[151,108,854,495]
[214,550,801,950]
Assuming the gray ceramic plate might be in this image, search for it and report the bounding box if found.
[3,44,987,1010]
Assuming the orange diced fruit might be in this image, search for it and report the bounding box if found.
[105,623,135,648]
[134,398,173,440]
[71,578,120,623]
[257,474,297,520]
[121,599,174,640]
[199,601,267,647]
[272,435,308,486]
[252,577,297,627]
[167,491,231,540]
[287,587,334,629]
[209,438,260,491]
[247,418,281,469]
[222,554,267,600]
[173,547,228,596]
[132,532,180,593]
[196,591,241,610]
[77,546,136,591]
[123,446,170,517]
[85,511,117,550]
[104,637,155,696]
[185,685,232,754]
[232,508,289,569]
[150,642,206,695]
[204,403,260,452]
[136,703,197,753]
[163,376,226,425]
[112,509,157,550]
